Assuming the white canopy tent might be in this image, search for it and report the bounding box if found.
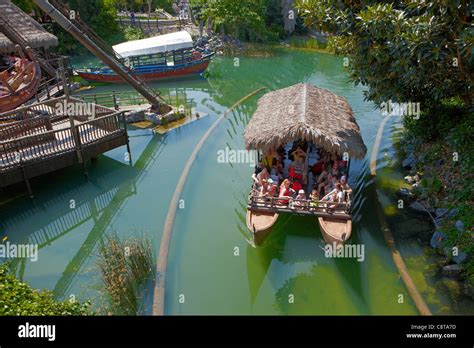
[113,31,194,58]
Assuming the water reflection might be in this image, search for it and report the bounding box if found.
[1,158,138,295]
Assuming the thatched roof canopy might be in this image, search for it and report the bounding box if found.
[0,0,58,54]
[244,83,367,160]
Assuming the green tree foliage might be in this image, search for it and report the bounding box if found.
[115,0,174,13]
[68,0,119,41]
[0,263,92,315]
[296,0,473,108]
[12,0,35,13]
[191,0,295,41]
[13,0,121,54]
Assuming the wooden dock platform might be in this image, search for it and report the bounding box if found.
[0,96,130,195]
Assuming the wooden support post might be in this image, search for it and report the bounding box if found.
[126,140,132,166]
[58,59,69,99]
[17,149,33,198]
[21,165,33,198]
[122,112,132,166]
[83,158,89,179]
[70,119,83,164]
[112,90,118,110]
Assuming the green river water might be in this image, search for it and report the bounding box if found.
[1,47,472,315]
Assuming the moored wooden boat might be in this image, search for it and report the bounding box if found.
[0,60,41,113]
[246,210,279,246]
[318,217,352,246]
[76,58,211,83]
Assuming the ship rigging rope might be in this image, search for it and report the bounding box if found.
[370,114,432,316]
[152,87,267,315]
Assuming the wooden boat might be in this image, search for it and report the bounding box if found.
[76,31,214,83]
[318,217,352,246]
[76,59,212,83]
[244,84,367,246]
[0,59,41,113]
[246,210,279,246]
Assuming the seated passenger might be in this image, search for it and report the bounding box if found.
[309,189,320,210]
[267,179,278,197]
[277,179,292,205]
[252,167,269,188]
[259,180,271,198]
[294,189,306,209]
[341,175,352,198]
[322,183,344,209]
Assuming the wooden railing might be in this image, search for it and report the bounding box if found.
[0,127,74,170]
[0,96,58,122]
[0,116,53,142]
[0,112,126,170]
[248,191,351,218]
[76,90,194,111]
[77,112,125,144]
[76,91,148,110]
[0,96,117,123]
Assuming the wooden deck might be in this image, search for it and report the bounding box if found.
[0,97,130,194]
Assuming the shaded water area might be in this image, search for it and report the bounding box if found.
[1,47,471,314]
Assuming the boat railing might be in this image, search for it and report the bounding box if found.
[247,191,351,219]
[79,50,213,73]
